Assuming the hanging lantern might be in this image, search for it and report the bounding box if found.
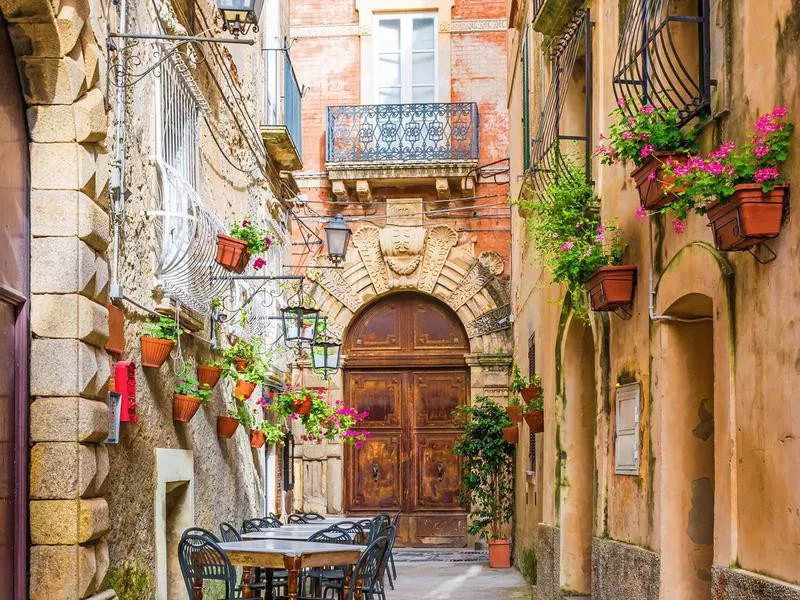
[324,214,351,265]
[311,333,342,380]
[281,305,319,344]
[216,0,264,37]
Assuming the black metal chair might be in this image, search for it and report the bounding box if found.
[345,533,392,600]
[368,515,392,543]
[259,515,283,528]
[178,528,238,600]
[242,518,265,533]
[221,522,287,599]
[219,522,241,543]
[304,527,356,600]
[329,521,366,544]
[387,512,401,585]
[303,511,326,521]
[287,513,310,523]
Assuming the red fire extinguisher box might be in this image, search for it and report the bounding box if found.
[115,361,137,423]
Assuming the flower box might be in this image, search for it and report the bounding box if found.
[501,425,519,444]
[250,429,266,448]
[523,409,544,434]
[505,405,523,423]
[585,265,637,312]
[217,415,239,438]
[215,233,250,273]
[140,336,174,368]
[197,365,222,390]
[630,152,685,210]
[235,380,257,400]
[706,184,788,251]
[173,394,201,422]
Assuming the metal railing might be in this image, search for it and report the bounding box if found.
[326,102,479,163]
[613,0,711,124]
[262,48,303,156]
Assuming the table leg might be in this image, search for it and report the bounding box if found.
[266,568,275,600]
[283,555,302,600]
[241,567,253,598]
[192,576,203,599]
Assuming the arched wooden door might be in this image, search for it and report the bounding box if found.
[0,12,30,600]
[344,293,469,546]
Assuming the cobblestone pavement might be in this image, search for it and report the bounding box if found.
[386,549,532,600]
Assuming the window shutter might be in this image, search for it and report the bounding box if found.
[615,382,640,475]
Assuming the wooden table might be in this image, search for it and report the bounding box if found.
[219,539,365,600]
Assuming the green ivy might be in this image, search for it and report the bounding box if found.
[108,561,155,600]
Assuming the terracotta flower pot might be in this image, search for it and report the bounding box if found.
[488,540,512,569]
[293,398,313,416]
[523,409,544,434]
[250,429,266,448]
[234,358,248,373]
[217,415,239,438]
[585,265,637,311]
[630,152,685,210]
[501,425,519,444]
[173,394,201,422]
[520,385,541,403]
[197,365,222,390]
[706,184,788,251]
[140,336,174,368]
[505,405,523,423]
[215,233,250,273]
[235,380,257,400]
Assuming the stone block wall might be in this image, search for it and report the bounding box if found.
[536,523,560,600]
[0,0,113,597]
[591,537,660,600]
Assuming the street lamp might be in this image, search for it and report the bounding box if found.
[216,0,264,37]
[311,332,342,380]
[324,214,351,265]
[280,305,319,344]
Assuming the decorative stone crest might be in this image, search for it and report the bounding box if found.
[418,225,459,293]
[378,199,426,282]
[465,304,512,338]
[310,256,361,313]
[447,251,505,310]
[352,226,390,294]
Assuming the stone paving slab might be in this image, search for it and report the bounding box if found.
[387,549,532,600]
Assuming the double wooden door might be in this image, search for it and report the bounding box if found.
[344,293,469,546]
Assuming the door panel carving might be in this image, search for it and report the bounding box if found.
[345,293,468,546]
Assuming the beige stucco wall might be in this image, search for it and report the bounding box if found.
[509,0,800,595]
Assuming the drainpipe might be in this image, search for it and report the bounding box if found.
[109,0,127,299]
[647,215,712,323]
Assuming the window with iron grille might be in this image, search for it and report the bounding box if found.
[528,332,536,472]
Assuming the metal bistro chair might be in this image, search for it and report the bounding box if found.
[221,521,288,599]
[178,528,238,600]
[219,522,241,543]
[259,515,283,528]
[287,513,310,524]
[329,521,366,545]
[387,513,401,587]
[303,511,326,521]
[303,526,357,600]
[345,533,392,600]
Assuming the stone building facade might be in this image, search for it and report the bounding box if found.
[507,0,800,599]
[0,0,299,597]
[285,0,513,544]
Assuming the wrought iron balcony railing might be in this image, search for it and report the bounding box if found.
[326,102,479,164]
[261,49,303,170]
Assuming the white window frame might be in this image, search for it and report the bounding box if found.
[615,382,641,476]
[261,0,282,126]
[373,12,438,104]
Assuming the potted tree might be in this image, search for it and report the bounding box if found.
[522,374,544,434]
[659,107,793,251]
[140,316,182,368]
[596,97,697,210]
[453,397,515,568]
[173,368,212,423]
[216,217,274,273]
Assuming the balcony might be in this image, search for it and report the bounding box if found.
[325,102,479,202]
[260,50,303,172]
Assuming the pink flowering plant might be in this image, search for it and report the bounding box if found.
[523,161,627,318]
[595,97,697,167]
[229,216,274,270]
[658,107,794,221]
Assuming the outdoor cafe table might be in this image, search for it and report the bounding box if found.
[219,539,366,600]
[242,527,334,541]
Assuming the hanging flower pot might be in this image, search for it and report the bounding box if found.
[197,365,222,390]
[293,398,313,416]
[234,358,248,373]
[488,539,512,569]
[173,394,202,422]
[215,234,250,273]
[505,405,523,423]
[630,152,686,210]
[140,336,174,368]
[585,265,637,312]
[520,385,542,403]
[501,425,519,444]
[217,415,239,438]
[523,409,544,434]
[249,429,266,448]
[235,380,257,400]
[706,184,788,251]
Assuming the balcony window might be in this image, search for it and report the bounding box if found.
[375,13,437,104]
